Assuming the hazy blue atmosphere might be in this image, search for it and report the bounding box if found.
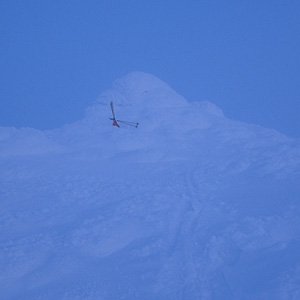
[2,2,300,298]
[1,0,299,137]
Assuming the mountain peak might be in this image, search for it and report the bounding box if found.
[84,72,224,135]
[96,71,188,108]
[113,71,170,95]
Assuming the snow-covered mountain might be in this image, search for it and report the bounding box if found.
[1,72,300,299]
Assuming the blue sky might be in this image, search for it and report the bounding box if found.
[1,0,299,137]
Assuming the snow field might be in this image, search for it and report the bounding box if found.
[1,72,300,299]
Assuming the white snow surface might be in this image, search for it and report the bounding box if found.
[1,72,300,299]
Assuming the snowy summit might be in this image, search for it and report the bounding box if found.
[1,72,300,299]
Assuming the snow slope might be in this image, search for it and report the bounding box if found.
[1,72,300,299]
